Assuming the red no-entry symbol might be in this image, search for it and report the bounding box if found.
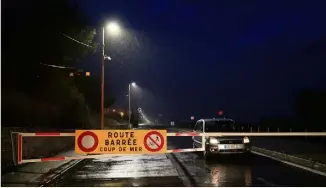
[143,131,165,152]
[77,131,99,152]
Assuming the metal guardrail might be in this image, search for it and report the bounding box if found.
[252,146,326,173]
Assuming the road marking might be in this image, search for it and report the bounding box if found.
[256,177,280,187]
[252,150,326,177]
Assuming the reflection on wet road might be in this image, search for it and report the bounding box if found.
[51,154,184,187]
[206,159,253,186]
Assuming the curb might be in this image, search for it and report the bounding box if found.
[39,159,84,187]
[166,153,197,187]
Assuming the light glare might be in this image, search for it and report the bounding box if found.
[107,22,121,34]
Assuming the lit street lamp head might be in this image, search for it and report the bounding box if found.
[107,22,121,35]
[131,82,136,87]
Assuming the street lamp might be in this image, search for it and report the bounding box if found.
[128,82,136,128]
[108,22,121,35]
[101,21,121,130]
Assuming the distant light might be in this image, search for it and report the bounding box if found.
[191,116,194,120]
[107,22,121,35]
[69,72,74,77]
[86,72,90,76]
[218,110,223,116]
[131,82,136,87]
[120,112,124,117]
[112,109,116,112]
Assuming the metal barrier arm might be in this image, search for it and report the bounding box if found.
[16,131,326,164]
[17,132,205,164]
[167,132,205,153]
[204,132,326,136]
[20,133,75,137]
[167,132,204,136]
[17,132,76,164]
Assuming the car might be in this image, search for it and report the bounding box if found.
[192,118,251,158]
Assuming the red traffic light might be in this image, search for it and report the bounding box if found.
[218,110,223,116]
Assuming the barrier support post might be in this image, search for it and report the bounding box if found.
[10,131,17,165]
[201,134,205,151]
[17,133,22,164]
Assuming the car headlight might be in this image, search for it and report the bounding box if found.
[209,138,219,144]
[243,137,250,143]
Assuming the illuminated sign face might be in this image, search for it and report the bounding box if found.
[75,130,167,154]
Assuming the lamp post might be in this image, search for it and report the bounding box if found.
[128,82,136,128]
[100,22,121,130]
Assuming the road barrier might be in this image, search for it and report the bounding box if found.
[14,131,326,164]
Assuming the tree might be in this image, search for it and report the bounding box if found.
[74,75,115,113]
[2,0,100,128]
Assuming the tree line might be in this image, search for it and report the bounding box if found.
[2,0,114,128]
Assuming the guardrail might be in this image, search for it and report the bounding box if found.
[251,146,326,174]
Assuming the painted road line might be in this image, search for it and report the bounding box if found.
[251,150,326,177]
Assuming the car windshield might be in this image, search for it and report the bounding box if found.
[205,120,239,132]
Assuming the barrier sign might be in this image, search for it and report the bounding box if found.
[75,130,167,154]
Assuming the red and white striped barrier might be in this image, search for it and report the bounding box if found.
[20,132,326,137]
[202,132,326,136]
[168,132,326,137]
[15,131,326,164]
[167,132,205,154]
[167,132,204,136]
[168,148,204,153]
[16,132,76,164]
[20,132,75,137]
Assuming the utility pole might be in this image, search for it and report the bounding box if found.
[101,27,105,130]
[128,83,131,128]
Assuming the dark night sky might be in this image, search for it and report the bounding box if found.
[78,0,326,122]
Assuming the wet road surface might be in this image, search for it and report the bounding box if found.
[50,154,184,187]
[49,125,326,187]
[168,127,326,187]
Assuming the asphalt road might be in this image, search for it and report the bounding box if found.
[49,154,184,187]
[167,126,326,187]
[49,125,326,187]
